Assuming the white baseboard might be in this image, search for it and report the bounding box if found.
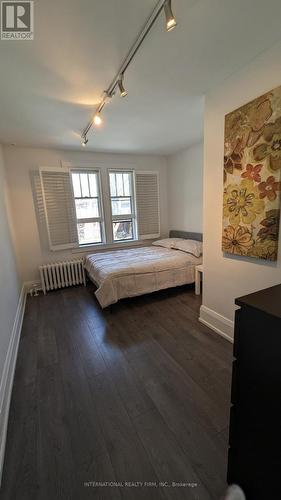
[199,305,234,343]
[0,284,27,486]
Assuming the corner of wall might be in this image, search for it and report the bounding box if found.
[199,304,234,343]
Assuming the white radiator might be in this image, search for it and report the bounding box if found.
[39,259,86,294]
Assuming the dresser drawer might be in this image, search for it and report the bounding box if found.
[229,405,281,451]
[230,358,281,407]
[230,360,264,405]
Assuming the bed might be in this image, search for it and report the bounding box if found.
[84,230,203,308]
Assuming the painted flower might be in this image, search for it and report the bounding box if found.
[253,139,281,172]
[250,239,278,261]
[263,116,281,142]
[258,176,281,201]
[225,96,273,158]
[223,179,265,224]
[222,225,254,255]
[257,209,280,241]
[241,163,262,182]
[253,117,281,172]
[224,152,243,183]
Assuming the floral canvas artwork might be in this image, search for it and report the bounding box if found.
[223,86,281,261]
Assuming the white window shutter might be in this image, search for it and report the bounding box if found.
[135,171,160,239]
[40,167,78,250]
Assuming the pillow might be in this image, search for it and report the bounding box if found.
[172,239,202,258]
[152,237,184,249]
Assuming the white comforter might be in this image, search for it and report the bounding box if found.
[84,245,202,308]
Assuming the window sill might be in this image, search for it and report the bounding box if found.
[71,239,152,254]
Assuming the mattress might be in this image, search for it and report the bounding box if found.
[84,245,202,308]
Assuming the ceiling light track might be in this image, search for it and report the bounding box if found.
[81,0,177,146]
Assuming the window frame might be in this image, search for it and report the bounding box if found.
[108,169,138,243]
[71,169,105,246]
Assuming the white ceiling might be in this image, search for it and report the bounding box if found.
[1,0,281,154]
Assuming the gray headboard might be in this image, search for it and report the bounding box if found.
[169,230,203,242]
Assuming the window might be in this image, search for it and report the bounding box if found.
[71,171,103,245]
[40,167,160,251]
[109,171,136,241]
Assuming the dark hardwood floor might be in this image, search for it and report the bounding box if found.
[0,284,232,500]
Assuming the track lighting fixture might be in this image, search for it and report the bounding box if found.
[164,0,177,31]
[118,74,128,97]
[93,112,102,126]
[81,0,177,145]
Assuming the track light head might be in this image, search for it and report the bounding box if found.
[81,137,88,147]
[118,74,128,97]
[164,0,177,31]
[93,113,102,126]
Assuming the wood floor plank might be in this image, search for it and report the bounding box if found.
[0,383,38,500]
[124,299,231,428]
[79,308,155,419]
[133,408,211,500]
[79,452,123,500]
[128,325,228,433]
[85,372,165,499]
[60,289,107,375]
[37,363,77,500]
[37,295,58,368]
[0,285,231,500]
[56,332,107,464]
[140,312,231,410]
[128,352,228,498]
[109,359,155,419]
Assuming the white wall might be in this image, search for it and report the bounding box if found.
[201,40,281,340]
[0,146,21,383]
[3,146,169,282]
[167,142,203,233]
[0,145,21,463]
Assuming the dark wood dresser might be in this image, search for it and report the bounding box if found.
[227,284,281,499]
